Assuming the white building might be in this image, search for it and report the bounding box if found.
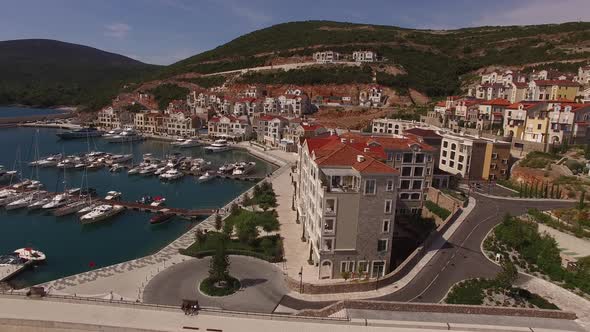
[207,115,252,141]
[313,51,341,63]
[352,50,377,62]
[371,118,430,135]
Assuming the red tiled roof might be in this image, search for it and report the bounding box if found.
[404,127,442,139]
[301,124,324,131]
[480,98,511,106]
[313,141,398,175]
[512,82,528,88]
[507,102,540,110]
[435,101,446,107]
[340,132,436,152]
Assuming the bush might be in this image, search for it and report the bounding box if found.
[199,276,241,297]
[424,200,451,220]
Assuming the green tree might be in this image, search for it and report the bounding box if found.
[214,214,223,231]
[195,229,206,244]
[208,239,230,282]
[236,219,259,245]
[496,260,518,288]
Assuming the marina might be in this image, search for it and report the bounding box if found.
[0,123,276,288]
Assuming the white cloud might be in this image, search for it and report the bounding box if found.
[104,23,131,39]
[478,0,590,26]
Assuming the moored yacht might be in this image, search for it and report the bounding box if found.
[204,139,231,152]
[197,171,214,182]
[14,248,46,263]
[105,129,143,143]
[159,169,183,180]
[56,127,104,139]
[6,191,44,210]
[232,161,256,176]
[175,138,201,148]
[104,191,122,201]
[80,204,124,224]
[54,200,90,216]
[42,194,69,209]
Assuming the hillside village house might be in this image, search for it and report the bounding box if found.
[134,110,162,134]
[96,107,135,129]
[439,133,511,181]
[575,66,590,84]
[162,111,201,137]
[352,50,377,62]
[507,82,529,103]
[359,86,384,107]
[313,50,341,63]
[254,115,289,147]
[296,136,398,279]
[207,115,252,141]
[527,80,581,101]
[263,89,311,117]
[280,122,328,152]
[371,118,430,135]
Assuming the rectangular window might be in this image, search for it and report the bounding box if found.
[400,193,410,200]
[382,219,390,233]
[357,261,369,273]
[415,153,425,163]
[403,153,413,163]
[371,261,385,278]
[426,167,431,175]
[491,153,498,159]
[442,150,447,157]
[340,261,355,273]
[400,180,410,189]
[377,239,388,252]
[395,153,402,161]
[324,218,335,233]
[414,167,424,177]
[412,180,422,190]
[387,152,394,161]
[322,239,333,251]
[537,124,542,130]
[450,160,455,167]
[364,179,376,195]
[450,151,456,159]
[386,179,394,192]
[384,199,393,214]
[427,155,433,162]
[502,159,508,164]
[459,155,464,163]
[441,159,447,165]
[443,141,448,148]
[402,167,412,176]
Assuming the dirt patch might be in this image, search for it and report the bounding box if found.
[312,107,393,130]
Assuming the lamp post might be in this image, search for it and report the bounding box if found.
[298,267,303,294]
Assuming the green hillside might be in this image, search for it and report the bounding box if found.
[0,39,159,110]
[164,20,590,97]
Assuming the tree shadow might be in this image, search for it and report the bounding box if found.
[240,278,267,288]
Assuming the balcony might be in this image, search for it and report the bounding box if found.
[323,174,360,193]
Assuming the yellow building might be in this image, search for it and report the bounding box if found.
[523,116,549,143]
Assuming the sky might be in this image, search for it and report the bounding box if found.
[1,0,589,65]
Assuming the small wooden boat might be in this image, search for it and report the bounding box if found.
[150,212,174,224]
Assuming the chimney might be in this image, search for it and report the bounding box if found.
[363,147,370,152]
[341,138,347,143]
[357,155,365,163]
[350,139,354,143]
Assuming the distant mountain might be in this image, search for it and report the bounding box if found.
[163,20,590,97]
[0,39,159,110]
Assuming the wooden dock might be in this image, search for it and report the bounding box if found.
[100,199,215,218]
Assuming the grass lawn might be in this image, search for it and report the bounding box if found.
[519,151,559,169]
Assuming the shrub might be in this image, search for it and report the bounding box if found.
[424,200,451,220]
[199,276,240,297]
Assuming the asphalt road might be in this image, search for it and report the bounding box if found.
[143,256,288,313]
[280,194,575,309]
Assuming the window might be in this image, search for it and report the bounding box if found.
[450,161,455,167]
[396,153,402,161]
[502,159,508,164]
[384,200,393,214]
[459,155,464,163]
[441,159,447,165]
[403,153,413,163]
[364,179,376,195]
[357,261,369,273]
[427,155,433,162]
[450,151,456,159]
[451,143,457,150]
[442,150,447,157]
[325,198,336,214]
[324,218,335,232]
[415,153,425,163]
[402,167,412,176]
[491,153,498,159]
[491,163,497,170]
[382,219,390,233]
[372,261,385,278]
[400,193,410,200]
[412,180,423,190]
[322,239,334,251]
[377,239,388,252]
[414,167,424,177]
[458,164,463,171]
[340,261,355,273]
[400,180,410,189]
[411,193,421,200]
[443,141,448,148]
[537,124,542,130]
[387,152,394,161]
[426,167,431,175]
[386,179,394,192]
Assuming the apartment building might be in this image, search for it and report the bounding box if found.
[313,50,341,63]
[134,110,162,134]
[339,133,436,216]
[371,118,430,135]
[352,50,377,62]
[439,133,511,181]
[96,107,122,129]
[162,111,201,137]
[281,122,328,152]
[296,136,398,279]
[207,115,252,141]
[527,80,581,101]
[263,90,311,117]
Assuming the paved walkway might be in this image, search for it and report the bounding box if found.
[143,256,288,313]
[537,223,590,260]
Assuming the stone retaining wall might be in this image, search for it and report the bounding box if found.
[297,299,577,320]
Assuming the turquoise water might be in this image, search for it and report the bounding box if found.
[0,106,64,118]
[0,126,276,288]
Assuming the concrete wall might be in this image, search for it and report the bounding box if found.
[426,187,462,213]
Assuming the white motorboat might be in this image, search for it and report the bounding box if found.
[26,180,44,190]
[232,161,256,176]
[57,159,75,168]
[87,162,103,170]
[105,130,143,143]
[110,154,133,163]
[105,191,122,201]
[76,202,100,216]
[42,194,69,209]
[154,166,169,175]
[14,248,46,262]
[0,189,16,199]
[103,128,123,138]
[54,200,90,216]
[170,138,186,146]
[218,163,235,173]
[80,204,124,224]
[150,196,166,207]
[197,171,214,182]
[0,193,27,206]
[175,139,201,148]
[139,164,158,175]
[109,164,123,172]
[204,139,231,152]
[127,166,141,175]
[0,170,17,183]
[28,196,53,210]
[159,169,183,180]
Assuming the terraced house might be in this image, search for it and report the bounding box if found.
[296,135,398,279]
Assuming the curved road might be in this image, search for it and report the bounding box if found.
[143,256,288,313]
[280,194,574,309]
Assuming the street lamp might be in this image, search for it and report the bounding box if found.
[298,267,303,294]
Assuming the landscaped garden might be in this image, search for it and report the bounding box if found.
[424,200,451,220]
[181,182,283,263]
[483,214,590,296]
